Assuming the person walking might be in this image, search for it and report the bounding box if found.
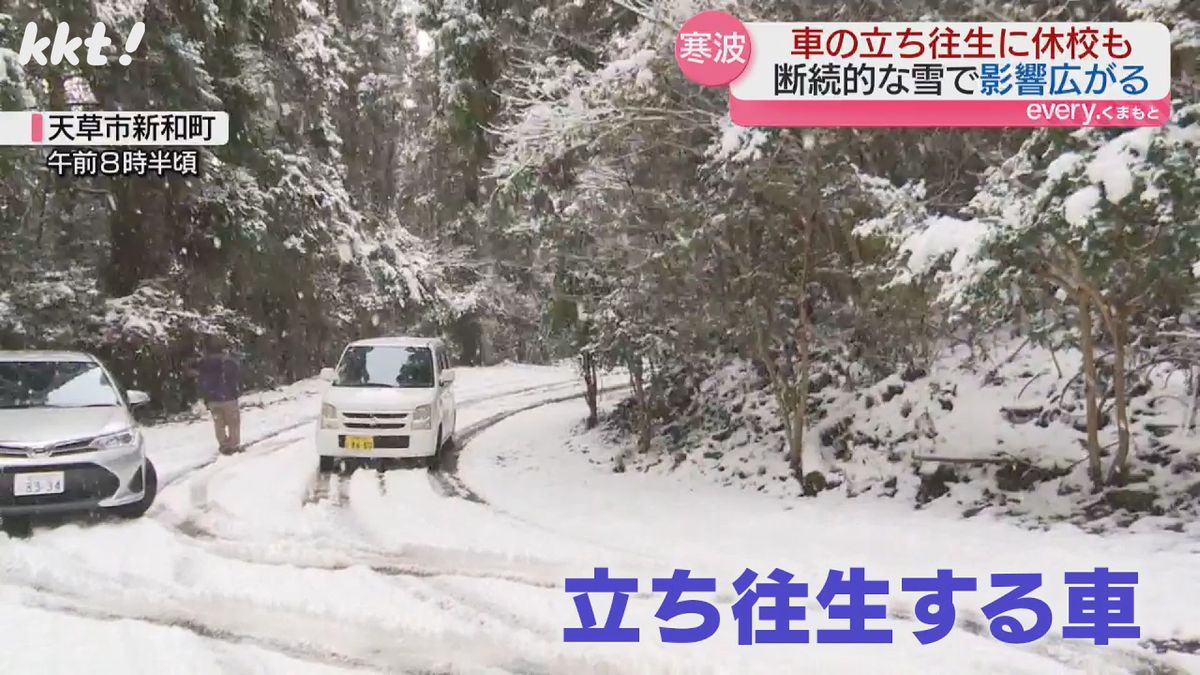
[197,336,242,455]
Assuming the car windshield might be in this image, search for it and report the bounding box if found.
[335,346,435,389]
[0,360,123,409]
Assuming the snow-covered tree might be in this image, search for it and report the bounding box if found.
[970,105,1200,486]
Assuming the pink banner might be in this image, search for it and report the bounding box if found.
[730,96,1172,128]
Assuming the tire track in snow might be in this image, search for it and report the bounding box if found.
[420,576,558,642]
[6,576,563,675]
[2,560,666,675]
[158,379,612,590]
[427,383,630,503]
[153,428,314,538]
[165,375,582,526]
[174,527,568,589]
[159,416,319,492]
[12,584,386,673]
[302,470,345,507]
[298,379,587,507]
[162,375,583,499]
[454,378,583,407]
[187,434,308,507]
[429,389,692,568]
[156,380,668,644]
[21,586,672,675]
[445,396,1189,675]
[136,376,685,671]
[355,382,672,573]
[170,465,573,588]
[302,462,389,507]
[297,379,587,507]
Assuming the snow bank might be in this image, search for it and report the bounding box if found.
[589,338,1200,535]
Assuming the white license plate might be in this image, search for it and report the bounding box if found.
[13,471,65,497]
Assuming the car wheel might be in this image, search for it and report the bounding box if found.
[111,458,158,519]
[319,456,337,473]
[428,427,443,470]
[1,515,32,538]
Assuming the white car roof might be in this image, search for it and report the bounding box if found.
[0,350,97,363]
[345,337,444,348]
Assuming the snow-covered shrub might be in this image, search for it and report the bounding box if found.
[79,281,265,411]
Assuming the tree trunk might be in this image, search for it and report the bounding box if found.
[478,319,493,366]
[791,216,815,483]
[755,322,797,466]
[1106,306,1133,485]
[581,350,599,428]
[1077,292,1104,490]
[105,181,149,296]
[628,358,651,454]
[790,341,809,483]
[1187,366,1200,433]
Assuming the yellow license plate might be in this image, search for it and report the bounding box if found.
[344,436,374,451]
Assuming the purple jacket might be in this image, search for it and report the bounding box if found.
[197,354,240,403]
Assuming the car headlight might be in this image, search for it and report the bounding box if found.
[95,428,139,450]
[320,403,339,429]
[411,404,432,430]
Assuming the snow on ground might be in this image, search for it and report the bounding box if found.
[0,361,1196,673]
[0,362,597,674]
[143,361,585,484]
[0,587,359,675]
[462,398,1200,674]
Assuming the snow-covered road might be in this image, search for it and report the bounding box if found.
[1,364,1197,674]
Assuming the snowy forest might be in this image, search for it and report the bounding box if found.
[1,1,1199,524]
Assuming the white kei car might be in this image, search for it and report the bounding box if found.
[315,337,456,470]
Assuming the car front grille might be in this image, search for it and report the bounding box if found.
[0,462,120,505]
[341,412,408,430]
[0,437,96,457]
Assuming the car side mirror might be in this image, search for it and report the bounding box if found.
[127,390,151,407]
[441,370,455,386]
[319,367,336,382]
